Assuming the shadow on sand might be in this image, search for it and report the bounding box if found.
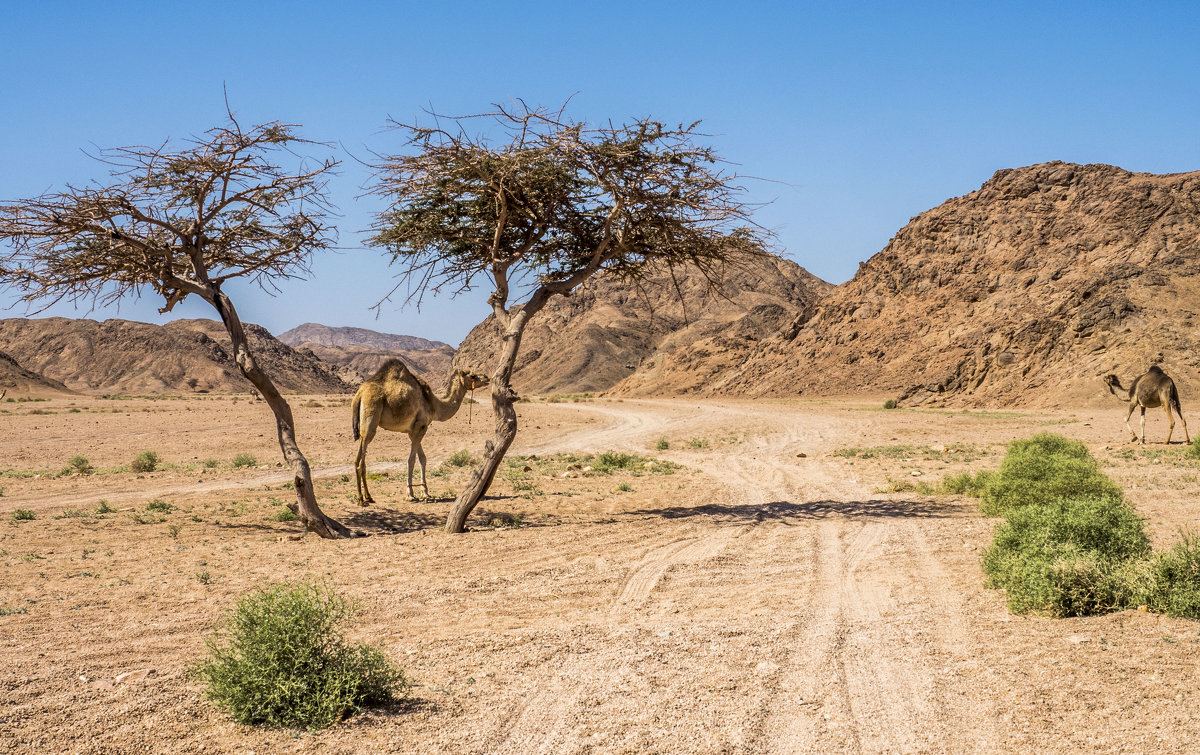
[630,498,969,523]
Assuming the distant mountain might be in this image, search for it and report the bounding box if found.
[277,323,449,351]
[295,342,457,386]
[720,161,1200,406]
[454,257,832,395]
[277,323,456,385]
[0,349,71,396]
[0,317,352,394]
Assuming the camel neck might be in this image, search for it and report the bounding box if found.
[430,378,469,421]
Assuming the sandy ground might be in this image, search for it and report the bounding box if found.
[2,394,1200,753]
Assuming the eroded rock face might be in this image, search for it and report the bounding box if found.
[453,257,831,395]
[0,317,351,394]
[0,349,70,396]
[716,161,1200,407]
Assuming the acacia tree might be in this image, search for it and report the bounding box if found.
[0,118,351,538]
[368,104,768,533]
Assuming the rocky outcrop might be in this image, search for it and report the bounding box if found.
[0,317,352,394]
[0,349,71,396]
[722,162,1200,406]
[454,257,831,394]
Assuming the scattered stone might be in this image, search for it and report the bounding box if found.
[644,461,657,467]
[581,465,593,472]
[796,452,807,458]
[911,470,923,477]
[931,444,946,452]
[522,465,533,472]
[755,661,780,673]
[115,669,153,684]
[1067,635,1091,644]
[1138,604,1149,612]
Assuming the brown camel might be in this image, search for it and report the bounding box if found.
[351,360,488,504]
[1104,366,1190,445]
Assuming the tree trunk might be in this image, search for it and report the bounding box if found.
[210,288,351,539]
[445,315,528,533]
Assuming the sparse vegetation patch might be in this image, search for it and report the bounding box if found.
[130,450,159,473]
[194,581,409,729]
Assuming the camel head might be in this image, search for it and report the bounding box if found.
[1103,374,1127,399]
[455,369,490,392]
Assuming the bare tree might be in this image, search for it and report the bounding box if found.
[368,103,769,533]
[0,117,351,538]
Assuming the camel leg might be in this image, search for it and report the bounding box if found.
[1139,406,1147,445]
[355,406,381,505]
[1180,412,1190,445]
[1124,404,1139,443]
[413,426,429,500]
[1165,403,1175,445]
[406,435,419,501]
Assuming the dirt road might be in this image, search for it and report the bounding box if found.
[3,397,1199,753]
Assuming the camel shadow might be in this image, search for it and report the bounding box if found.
[630,498,967,524]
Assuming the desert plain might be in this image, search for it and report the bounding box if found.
[2,392,1200,753]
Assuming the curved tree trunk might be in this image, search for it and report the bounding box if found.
[210,287,351,539]
[446,316,528,533]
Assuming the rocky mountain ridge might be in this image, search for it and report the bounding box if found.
[454,257,832,394]
[715,161,1200,406]
[0,317,352,394]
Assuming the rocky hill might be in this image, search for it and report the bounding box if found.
[278,323,456,385]
[277,323,449,352]
[454,257,832,394]
[719,161,1200,406]
[0,349,71,396]
[0,317,352,395]
[294,341,456,386]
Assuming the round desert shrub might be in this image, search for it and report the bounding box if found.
[195,581,409,729]
[130,450,159,473]
[882,399,898,410]
[447,449,474,467]
[231,453,256,468]
[1146,534,1200,618]
[981,495,1151,615]
[980,433,1122,517]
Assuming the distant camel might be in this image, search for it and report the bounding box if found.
[351,360,488,504]
[1104,366,1190,445]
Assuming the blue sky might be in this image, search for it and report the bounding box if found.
[3,1,1198,345]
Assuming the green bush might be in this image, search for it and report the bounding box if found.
[980,433,1121,517]
[447,449,474,467]
[1145,534,1200,618]
[883,399,898,410]
[11,509,35,521]
[232,453,256,469]
[203,458,221,469]
[940,470,996,497]
[130,450,159,473]
[145,499,174,513]
[981,495,1150,616]
[596,451,642,472]
[68,455,93,475]
[655,438,669,451]
[1188,437,1200,460]
[195,581,409,729]
[94,500,116,515]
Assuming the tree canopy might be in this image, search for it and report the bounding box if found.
[368,103,770,531]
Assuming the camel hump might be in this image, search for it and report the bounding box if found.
[368,358,414,382]
[1149,365,1165,375]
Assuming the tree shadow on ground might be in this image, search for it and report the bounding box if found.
[630,498,971,524]
[340,507,446,535]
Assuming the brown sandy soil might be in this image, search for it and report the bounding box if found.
[2,395,1200,753]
